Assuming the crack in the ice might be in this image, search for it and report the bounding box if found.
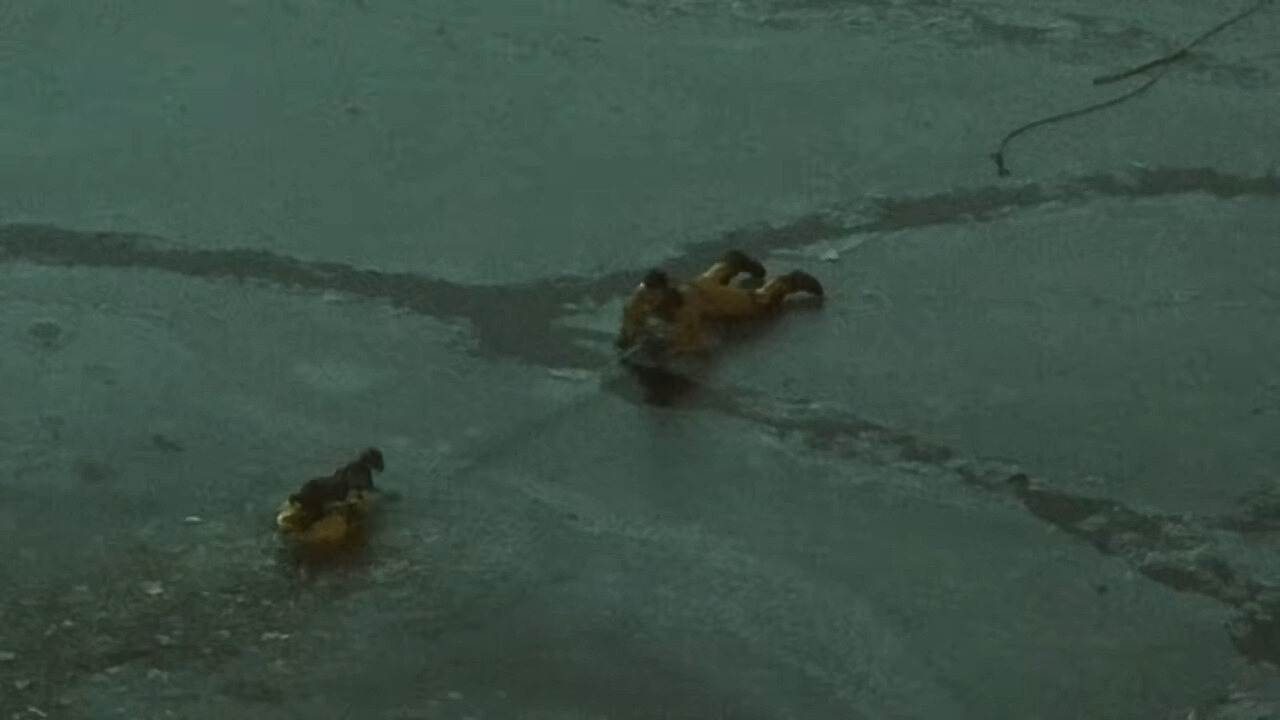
[664,385,1280,668]
[2,166,1277,369]
[992,473,1280,667]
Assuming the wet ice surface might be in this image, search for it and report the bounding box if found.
[3,0,1280,718]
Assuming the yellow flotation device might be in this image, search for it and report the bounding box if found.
[275,491,372,549]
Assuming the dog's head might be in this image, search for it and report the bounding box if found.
[358,447,385,473]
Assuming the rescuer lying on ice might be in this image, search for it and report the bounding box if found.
[615,250,825,358]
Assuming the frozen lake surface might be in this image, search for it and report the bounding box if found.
[2,1,1280,717]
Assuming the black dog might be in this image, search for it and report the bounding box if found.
[287,448,384,528]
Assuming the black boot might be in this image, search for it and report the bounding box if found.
[722,250,766,278]
[782,270,824,298]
